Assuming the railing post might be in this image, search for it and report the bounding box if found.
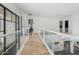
[39,28,40,37]
[23,28,26,39]
[27,27,29,38]
[43,28,45,40]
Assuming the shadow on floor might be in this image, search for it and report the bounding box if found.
[54,50,73,55]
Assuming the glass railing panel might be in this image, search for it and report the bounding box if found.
[39,28,77,55]
[44,30,72,55]
[39,28,79,55]
[20,30,25,47]
[45,30,58,51]
[0,32,4,54]
[39,29,44,39]
[20,28,29,47]
[70,38,79,55]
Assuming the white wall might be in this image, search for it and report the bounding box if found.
[21,13,28,28]
[27,14,79,37]
[30,16,59,33]
[31,15,72,34]
[71,14,79,36]
[31,14,79,37]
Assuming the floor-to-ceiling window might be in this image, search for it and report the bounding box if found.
[0,4,20,55]
[6,9,16,50]
[0,5,4,55]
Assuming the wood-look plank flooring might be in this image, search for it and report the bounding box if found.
[20,34,49,55]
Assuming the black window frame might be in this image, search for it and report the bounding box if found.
[0,3,20,55]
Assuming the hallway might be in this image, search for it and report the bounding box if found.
[20,34,49,55]
[0,3,79,56]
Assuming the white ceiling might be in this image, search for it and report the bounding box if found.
[15,3,79,17]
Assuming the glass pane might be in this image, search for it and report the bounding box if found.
[12,14,15,22]
[0,20,4,31]
[0,6,4,54]
[45,30,58,50]
[6,21,15,33]
[6,32,16,48]
[6,21,15,48]
[0,32,4,54]
[6,10,11,21]
[0,6,4,19]
[40,29,44,39]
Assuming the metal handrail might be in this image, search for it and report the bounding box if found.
[0,27,28,38]
[39,27,79,55]
[39,27,79,41]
